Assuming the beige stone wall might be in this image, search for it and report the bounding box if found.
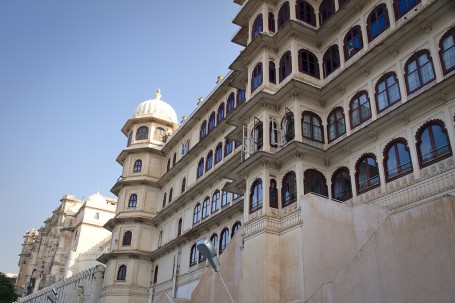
[191,229,243,303]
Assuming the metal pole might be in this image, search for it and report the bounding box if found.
[216,271,234,303]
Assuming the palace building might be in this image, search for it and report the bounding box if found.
[18,0,455,302]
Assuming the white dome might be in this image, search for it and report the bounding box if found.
[134,89,178,124]
[85,191,107,207]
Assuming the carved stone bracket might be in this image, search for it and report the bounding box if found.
[421,22,432,34]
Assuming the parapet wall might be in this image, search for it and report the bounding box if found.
[17,265,105,303]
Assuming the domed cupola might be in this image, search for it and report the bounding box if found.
[134,89,178,125]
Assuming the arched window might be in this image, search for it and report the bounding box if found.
[210,234,218,254]
[269,179,278,208]
[350,91,371,129]
[215,143,223,164]
[298,49,320,79]
[232,222,241,238]
[122,231,132,246]
[268,12,275,32]
[279,51,292,82]
[158,231,163,248]
[220,228,230,254]
[384,139,413,181]
[416,120,452,167]
[278,2,290,29]
[319,0,335,25]
[323,45,340,78]
[356,154,380,193]
[250,179,263,213]
[202,197,210,219]
[208,112,216,132]
[177,218,182,236]
[181,178,186,193]
[200,121,207,140]
[327,107,346,142]
[375,72,401,112]
[153,127,166,142]
[282,111,295,144]
[252,121,264,152]
[367,4,389,42]
[193,203,201,224]
[168,188,173,203]
[269,61,276,84]
[252,13,263,39]
[227,93,236,114]
[133,160,142,172]
[217,103,225,123]
[172,153,176,166]
[304,169,328,197]
[225,139,233,156]
[166,159,171,172]
[190,244,197,266]
[282,171,297,207]
[212,190,220,213]
[136,126,149,140]
[222,191,232,208]
[128,194,137,208]
[302,111,323,143]
[153,266,159,284]
[206,151,213,171]
[393,0,420,20]
[405,50,435,94]
[237,90,246,104]
[197,158,204,178]
[344,25,363,60]
[127,131,132,146]
[162,193,166,208]
[331,167,353,201]
[251,62,263,92]
[117,265,127,281]
[181,140,190,156]
[296,0,316,26]
[439,27,455,75]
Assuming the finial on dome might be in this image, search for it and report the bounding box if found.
[155,89,161,100]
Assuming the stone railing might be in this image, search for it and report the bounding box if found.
[17,265,105,303]
[101,284,148,297]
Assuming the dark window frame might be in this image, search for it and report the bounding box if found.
[327,107,346,142]
[304,169,328,197]
[200,121,207,140]
[190,244,197,266]
[208,112,216,132]
[217,103,225,123]
[404,49,436,94]
[269,61,276,84]
[296,0,316,26]
[252,13,263,39]
[298,49,320,79]
[383,138,413,182]
[227,93,236,114]
[193,203,201,225]
[393,0,421,20]
[117,265,127,281]
[278,1,290,29]
[206,151,213,172]
[343,25,363,60]
[319,0,335,25]
[136,126,149,140]
[367,4,390,42]
[279,51,292,83]
[202,197,210,219]
[250,178,263,213]
[212,190,220,213]
[231,221,241,238]
[181,177,186,193]
[355,153,381,194]
[197,158,204,178]
[323,45,340,78]
[122,231,132,246]
[349,91,371,129]
[219,228,230,254]
[281,171,297,207]
[302,111,324,143]
[439,27,455,75]
[133,160,142,173]
[375,72,401,112]
[331,167,353,201]
[415,120,452,168]
[215,143,223,164]
[128,194,137,208]
[268,12,276,33]
[251,62,263,92]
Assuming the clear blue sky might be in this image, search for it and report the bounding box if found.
[0,1,242,274]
